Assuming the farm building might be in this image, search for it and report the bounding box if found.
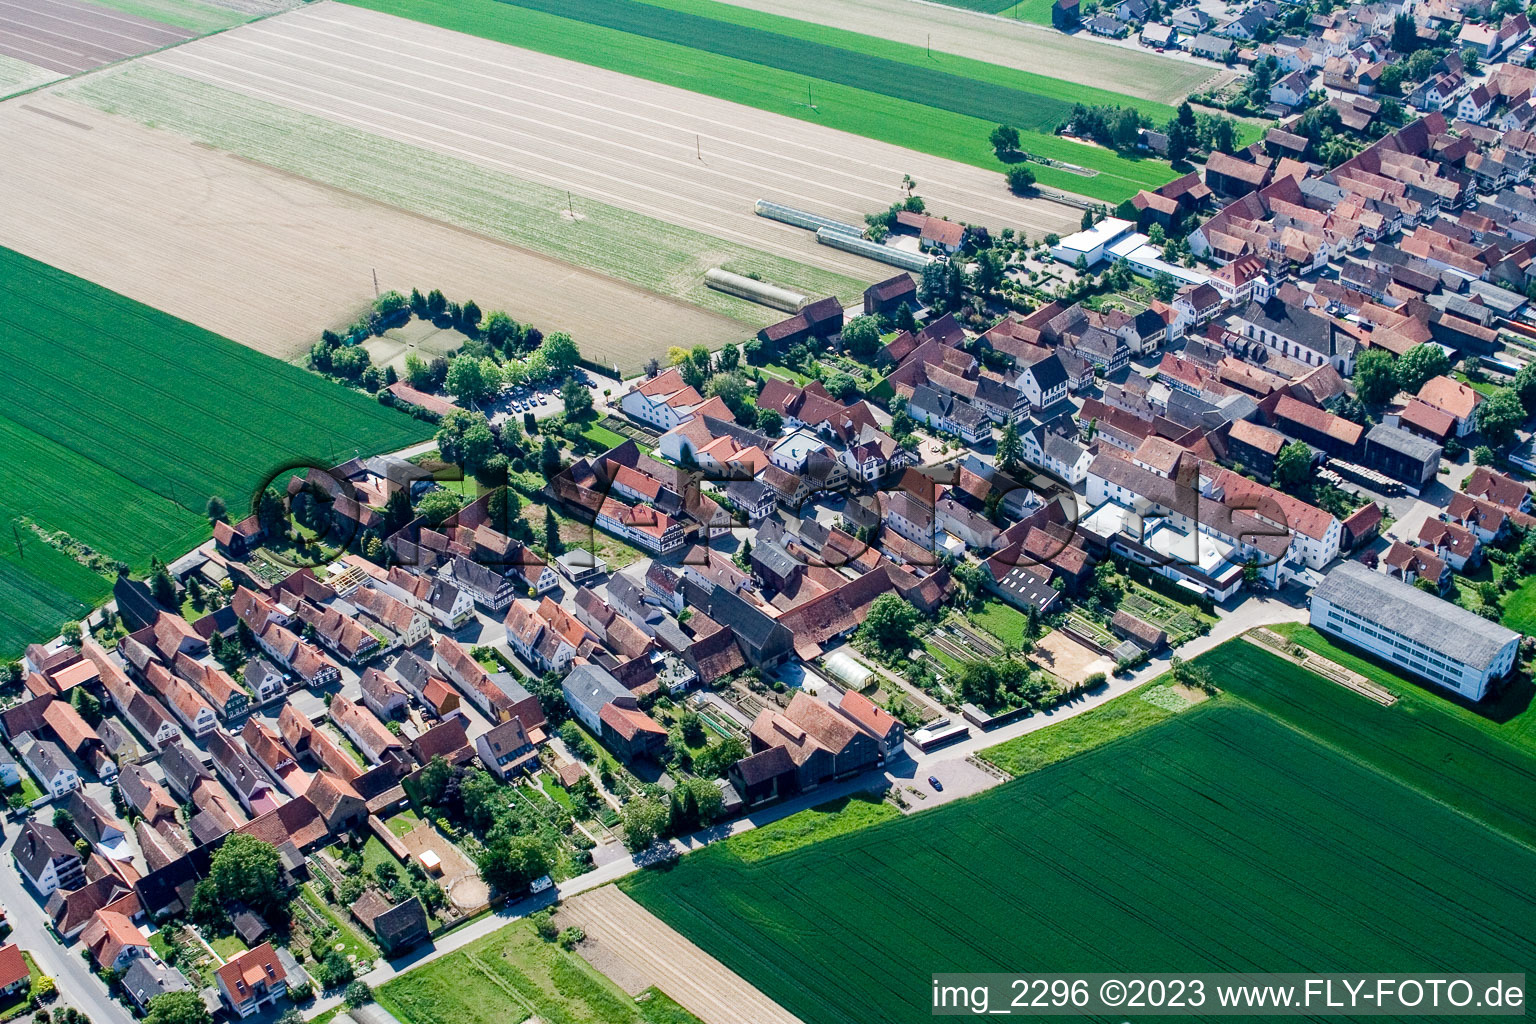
[1049,218,1137,268]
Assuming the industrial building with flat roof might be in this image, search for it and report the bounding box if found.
[1308,561,1519,701]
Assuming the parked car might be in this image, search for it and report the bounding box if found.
[928,776,943,791]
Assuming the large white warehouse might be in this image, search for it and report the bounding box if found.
[1308,561,1520,701]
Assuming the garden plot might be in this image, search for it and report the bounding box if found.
[0,93,743,367]
[143,1,1082,236]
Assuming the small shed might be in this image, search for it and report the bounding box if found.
[419,850,442,876]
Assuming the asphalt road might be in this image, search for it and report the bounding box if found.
[0,824,134,1024]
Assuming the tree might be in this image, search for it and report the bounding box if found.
[540,437,562,478]
[383,488,414,535]
[426,288,447,319]
[205,496,226,523]
[543,332,581,374]
[208,833,284,916]
[1461,46,1480,74]
[544,508,562,555]
[712,341,740,373]
[621,798,670,851]
[996,419,1022,473]
[149,562,177,610]
[1395,343,1450,395]
[756,408,783,435]
[692,735,746,778]
[1475,388,1526,447]
[62,622,83,648]
[1473,444,1495,466]
[482,310,520,350]
[459,300,482,334]
[561,378,593,419]
[559,720,595,760]
[1273,440,1313,487]
[417,755,453,806]
[343,982,374,1009]
[437,410,496,475]
[1512,360,1536,417]
[1352,348,1399,406]
[144,991,212,1024]
[859,592,920,654]
[989,123,1021,156]
[841,315,882,359]
[415,490,467,528]
[445,356,500,407]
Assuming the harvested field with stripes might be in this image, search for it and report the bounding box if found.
[0,94,747,365]
[125,2,1082,239]
[0,0,192,75]
[624,701,1536,1024]
[557,886,802,1024]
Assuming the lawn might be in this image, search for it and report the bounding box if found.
[0,246,430,655]
[208,933,247,961]
[1195,633,1536,848]
[376,918,706,1024]
[979,678,1189,775]
[720,792,897,862]
[362,835,401,877]
[387,808,423,838]
[580,423,629,451]
[340,0,1186,201]
[966,598,1035,648]
[624,702,1536,1024]
[539,772,577,813]
[1499,572,1536,635]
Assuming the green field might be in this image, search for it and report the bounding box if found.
[577,0,1179,128]
[1193,636,1536,848]
[0,247,430,656]
[377,919,705,1024]
[1267,623,1536,755]
[71,67,869,324]
[625,701,1536,1024]
[340,0,1186,201]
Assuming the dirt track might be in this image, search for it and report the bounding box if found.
[710,0,1222,105]
[0,96,747,365]
[559,886,804,1024]
[143,1,1082,243]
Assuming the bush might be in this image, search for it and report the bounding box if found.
[1083,672,1107,689]
[531,910,559,942]
[343,981,373,1008]
[557,927,585,950]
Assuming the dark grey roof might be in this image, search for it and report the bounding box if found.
[13,821,76,879]
[391,650,434,693]
[122,959,191,1007]
[22,738,73,781]
[1235,298,1339,355]
[726,479,770,508]
[992,568,1063,613]
[159,742,213,800]
[1366,422,1441,462]
[561,663,630,722]
[450,555,510,595]
[1023,352,1068,391]
[705,587,793,656]
[1043,433,1088,466]
[1313,561,1518,671]
[751,540,802,581]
